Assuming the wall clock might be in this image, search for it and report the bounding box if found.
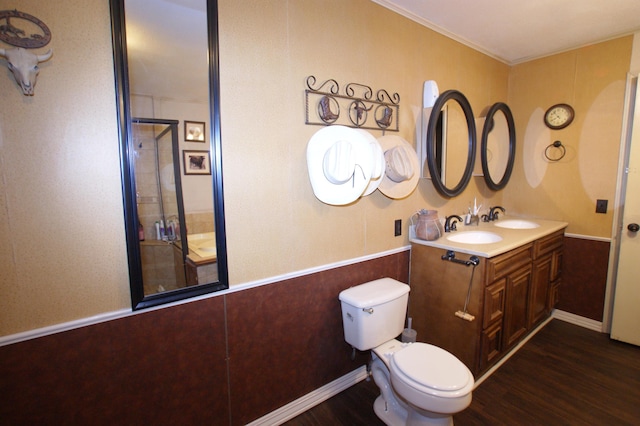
[544,103,574,130]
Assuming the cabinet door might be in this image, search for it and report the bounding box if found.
[503,265,531,350]
[529,254,552,328]
[484,279,506,328]
[551,249,563,281]
[548,278,561,310]
[481,321,503,371]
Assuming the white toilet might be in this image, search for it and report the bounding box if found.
[339,278,474,426]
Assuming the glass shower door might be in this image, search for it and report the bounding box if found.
[132,119,188,296]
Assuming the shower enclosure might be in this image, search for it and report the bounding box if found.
[132,118,188,296]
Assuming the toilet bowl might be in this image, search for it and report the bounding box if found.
[371,339,473,426]
[338,278,474,425]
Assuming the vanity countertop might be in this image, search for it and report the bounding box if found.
[410,217,568,258]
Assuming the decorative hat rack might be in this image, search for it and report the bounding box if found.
[304,75,400,132]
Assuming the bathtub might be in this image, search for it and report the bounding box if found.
[187,232,217,260]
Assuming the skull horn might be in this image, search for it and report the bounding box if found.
[37,49,53,62]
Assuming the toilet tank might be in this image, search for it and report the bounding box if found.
[338,278,410,351]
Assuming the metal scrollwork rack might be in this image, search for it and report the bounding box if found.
[305,75,400,131]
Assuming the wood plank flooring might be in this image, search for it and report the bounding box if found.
[284,319,640,425]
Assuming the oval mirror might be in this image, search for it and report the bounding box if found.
[426,90,476,198]
[481,102,515,190]
[110,0,228,310]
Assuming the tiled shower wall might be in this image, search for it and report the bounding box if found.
[185,211,215,235]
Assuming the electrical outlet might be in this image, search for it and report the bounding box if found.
[394,219,402,236]
[596,199,608,214]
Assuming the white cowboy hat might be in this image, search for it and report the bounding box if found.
[355,129,385,196]
[377,135,420,199]
[307,125,373,205]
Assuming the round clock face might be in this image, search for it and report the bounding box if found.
[544,104,574,129]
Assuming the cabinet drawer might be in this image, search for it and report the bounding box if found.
[484,279,506,328]
[487,244,533,283]
[533,230,564,259]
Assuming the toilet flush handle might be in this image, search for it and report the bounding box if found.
[363,308,374,314]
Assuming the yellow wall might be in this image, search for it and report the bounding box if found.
[0,0,131,336]
[218,0,508,284]
[0,0,632,337]
[506,37,632,236]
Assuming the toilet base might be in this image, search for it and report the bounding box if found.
[374,394,453,426]
[406,408,453,426]
[374,394,407,426]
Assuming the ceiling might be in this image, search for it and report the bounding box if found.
[373,0,640,64]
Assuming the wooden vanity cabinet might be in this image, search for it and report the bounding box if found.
[409,243,486,374]
[532,230,564,324]
[409,230,564,376]
[547,240,564,311]
[484,244,533,367]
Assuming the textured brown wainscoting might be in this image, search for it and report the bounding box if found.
[285,320,640,425]
[559,236,610,321]
[227,251,410,425]
[0,296,229,425]
[0,250,410,426]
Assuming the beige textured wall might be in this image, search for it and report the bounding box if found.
[0,0,131,336]
[506,37,633,236]
[218,0,508,284]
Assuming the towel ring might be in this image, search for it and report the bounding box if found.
[545,140,566,161]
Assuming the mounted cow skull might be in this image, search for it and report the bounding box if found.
[0,47,53,96]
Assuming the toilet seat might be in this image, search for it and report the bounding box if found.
[390,342,473,398]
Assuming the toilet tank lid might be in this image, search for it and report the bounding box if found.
[339,278,410,308]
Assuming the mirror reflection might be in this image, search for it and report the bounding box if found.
[481,102,515,190]
[426,90,476,198]
[125,0,218,296]
[133,119,190,295]
[436,100,468,187]
[127,0,218,297]
[110,0,227,309]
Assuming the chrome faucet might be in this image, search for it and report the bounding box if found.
[488,206,505,221]
[444,215,463,232]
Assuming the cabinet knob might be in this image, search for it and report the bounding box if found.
[628,223,640,233]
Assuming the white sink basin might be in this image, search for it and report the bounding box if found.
[494,219,540,229]
[446,231,503,244]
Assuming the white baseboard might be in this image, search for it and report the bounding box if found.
[246,365,369,426]
[552,309,604,332]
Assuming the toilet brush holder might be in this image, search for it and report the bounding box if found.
[401,317,417,343]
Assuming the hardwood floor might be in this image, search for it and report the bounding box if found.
[284,319,640,425]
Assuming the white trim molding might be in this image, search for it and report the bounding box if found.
[0,247,410,347]
[0,309,133,347]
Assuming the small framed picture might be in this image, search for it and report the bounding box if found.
[183,150,211,175]
[184,120,206,142]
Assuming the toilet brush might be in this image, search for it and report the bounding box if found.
[402,317,417,343]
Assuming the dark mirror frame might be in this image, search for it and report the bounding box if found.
[426,90,477,198]
[109,0,228,310]
[481,102,516,191]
